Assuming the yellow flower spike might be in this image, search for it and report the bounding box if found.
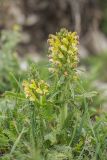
[23,79,49,102]
[48,28,79,75]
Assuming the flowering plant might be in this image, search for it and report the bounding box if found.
[22,29,100,159]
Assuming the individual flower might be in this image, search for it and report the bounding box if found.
[23,79,49,102]
[48,28,79,76]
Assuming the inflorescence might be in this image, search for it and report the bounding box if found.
[23,80,49,102]
[48,28,79,75]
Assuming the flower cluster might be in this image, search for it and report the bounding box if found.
[48,28,79,75]
[23,79,49,102]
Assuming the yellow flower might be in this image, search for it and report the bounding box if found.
[48,28,79,75]
[23,79,49,101]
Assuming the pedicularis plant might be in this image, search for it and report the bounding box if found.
[23,29,80,147]
[21,29,107,160]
